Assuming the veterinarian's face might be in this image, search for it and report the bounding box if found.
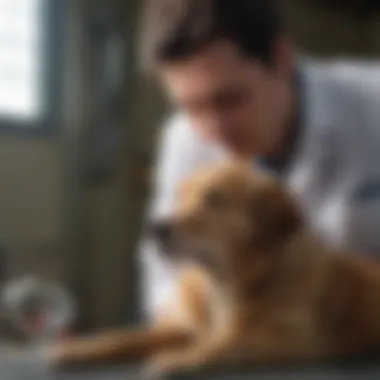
[152,164,300,281]
[159,40,294,157]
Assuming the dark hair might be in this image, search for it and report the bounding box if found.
[139,0,285,72]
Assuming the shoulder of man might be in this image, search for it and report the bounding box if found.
[300,58,380,210]
[302,57,380,119]
[301,57,380,151]
[302,56,380,87]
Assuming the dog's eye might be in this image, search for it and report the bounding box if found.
[204,189,226,208]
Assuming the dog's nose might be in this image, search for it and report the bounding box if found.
[149,220,172,246]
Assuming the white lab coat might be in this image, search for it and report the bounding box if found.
[139,57,380,320]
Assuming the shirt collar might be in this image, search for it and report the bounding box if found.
[258,67,305,176]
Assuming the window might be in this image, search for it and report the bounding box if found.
[0,0,61,132]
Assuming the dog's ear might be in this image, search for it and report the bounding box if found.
[253,181,302,246]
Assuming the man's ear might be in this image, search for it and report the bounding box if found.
[254,182,303,245]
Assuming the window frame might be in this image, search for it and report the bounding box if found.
[0,0,65,136]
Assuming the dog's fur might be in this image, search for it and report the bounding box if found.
[49,162,380,374]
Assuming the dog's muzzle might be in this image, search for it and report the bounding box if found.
[148,219,173,252]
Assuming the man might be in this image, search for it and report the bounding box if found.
[138,0,380,321]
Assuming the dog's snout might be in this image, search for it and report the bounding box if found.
[150,220,172,246]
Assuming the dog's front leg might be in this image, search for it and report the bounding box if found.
[46,325,194,368]
[147,327,326,375]
[147,331,236,375]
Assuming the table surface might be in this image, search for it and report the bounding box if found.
[2,349,380,380]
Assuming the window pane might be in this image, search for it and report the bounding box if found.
[0,0,44,123]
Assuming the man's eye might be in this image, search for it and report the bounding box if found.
[205,190,226,208]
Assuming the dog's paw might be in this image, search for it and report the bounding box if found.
[144,353,181,378]
[145,352,199,379]
[40,340,80,371]
[33,344,63,373]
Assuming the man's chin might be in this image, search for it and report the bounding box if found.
[221,141,258,159]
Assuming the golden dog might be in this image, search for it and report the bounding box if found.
[49,162,380,374]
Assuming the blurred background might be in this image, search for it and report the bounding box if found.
[0,0,380,336]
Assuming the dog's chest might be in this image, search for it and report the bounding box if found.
[206,288,234,331]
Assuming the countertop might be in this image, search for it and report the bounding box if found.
[1,349,380,380]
